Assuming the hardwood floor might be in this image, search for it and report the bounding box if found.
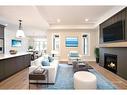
[0,62,127,89]
[88,61,127,89]
[0,68,29,89]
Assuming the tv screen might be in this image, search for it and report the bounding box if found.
[65,37,78,47]
[12,39,22,47]
[103,20,125,42]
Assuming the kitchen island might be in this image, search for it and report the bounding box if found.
[0,53,31,81]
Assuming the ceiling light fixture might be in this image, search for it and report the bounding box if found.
[16,20,25,38]
[85,18,89,22]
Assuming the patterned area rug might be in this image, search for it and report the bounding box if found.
[45,64,117,89]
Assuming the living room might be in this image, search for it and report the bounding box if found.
[0,3,127,95]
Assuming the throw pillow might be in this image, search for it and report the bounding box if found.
[41,59,50,66]
[48,56,54,62]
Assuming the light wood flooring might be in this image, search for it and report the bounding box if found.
[0,62,127,89]
[88,62,127,89]
[0,68,29,89]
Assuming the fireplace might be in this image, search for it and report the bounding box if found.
[104,53,117,73]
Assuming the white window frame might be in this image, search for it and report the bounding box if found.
[33,38,47,51]
[82,33,90,56]
[52,33,60,52]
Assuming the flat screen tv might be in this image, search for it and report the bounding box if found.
[103,20,125,42]
[12,39,22,47]
[65,37,78,47]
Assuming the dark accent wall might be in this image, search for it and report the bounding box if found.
[99,7,127,44]
[99,48,127,79]
[99,7,127,80]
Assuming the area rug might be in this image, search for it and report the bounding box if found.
[45,64,117,89]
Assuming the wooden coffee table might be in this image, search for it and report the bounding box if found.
[29,67,48,89]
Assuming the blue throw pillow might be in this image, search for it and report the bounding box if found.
[48,56,54,62]
[41,59,50,66]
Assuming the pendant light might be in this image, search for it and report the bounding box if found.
[16,20,25,38]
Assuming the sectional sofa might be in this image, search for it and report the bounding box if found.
[29,55,59,83]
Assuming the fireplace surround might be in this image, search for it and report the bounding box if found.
[99,47,127,80]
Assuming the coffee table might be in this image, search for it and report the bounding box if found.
[73,61,93,72]
[29,67,48,89]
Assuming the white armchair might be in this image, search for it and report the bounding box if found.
[68,51,81,65]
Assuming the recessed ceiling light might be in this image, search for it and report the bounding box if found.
[85,18,89,22]
[57,19,61,23]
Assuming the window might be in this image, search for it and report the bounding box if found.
[34,41,40,51]
[34,39,47,51]
[52,34,60,51]
[82,33,90,55]
[40,41,47,51]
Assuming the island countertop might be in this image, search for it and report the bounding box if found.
[0,52,30,60]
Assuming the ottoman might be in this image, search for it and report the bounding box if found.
[74,71,97,89]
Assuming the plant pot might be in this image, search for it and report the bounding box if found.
[96,58,99,63]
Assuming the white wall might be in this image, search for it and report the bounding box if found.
[47,29,99,61]
[4,25,28,54]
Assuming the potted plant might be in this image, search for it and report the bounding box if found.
[94,48,99,63]
[28,45,33,51]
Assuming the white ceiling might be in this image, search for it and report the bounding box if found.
[0,6,126,35]
[37,6,114,25]
[0,6,49,30]
[37,6,125,29]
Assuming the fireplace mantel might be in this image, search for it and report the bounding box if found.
[99,41,127,48]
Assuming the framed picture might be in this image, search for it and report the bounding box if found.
[11,39,22,47]
[65,37,78,47]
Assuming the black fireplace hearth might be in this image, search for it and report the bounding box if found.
[104,53,117,74]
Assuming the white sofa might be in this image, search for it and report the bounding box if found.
[29,55,59,83]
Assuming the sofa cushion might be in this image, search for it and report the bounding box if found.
[41,59,50,66]
[33,57,44,66]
